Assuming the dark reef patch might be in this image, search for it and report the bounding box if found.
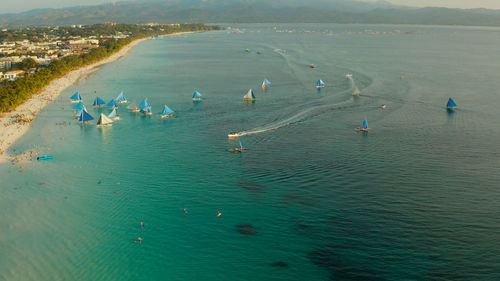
[236,223,257,235]
[270,261,288,267]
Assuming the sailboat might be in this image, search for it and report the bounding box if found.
[97,113,113,126]
[139,98,148,108]
[243,89,256,101]
[262,78,271,89]
[108,108,120,120]
[357,119,369,132]
[77,109,94,124]
[446,98,457,109]
[353,86,361,96]
[116,91,128,104]
[160,105,174,118]
[73,101,84,112]
[127,101,140,112]
[93,96,106,107]
[229,139,244,152]
[192,91,203,101]
[315,80,326,88]
[107,99,118,109]
[140,101,152,115]
[70,92,82,103]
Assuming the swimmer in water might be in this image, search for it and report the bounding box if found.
[134,237,143,244]
[184,208,188,214]
[217,210,222,218]
[140,221,144,229]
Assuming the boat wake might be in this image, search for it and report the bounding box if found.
[237,76,362,137]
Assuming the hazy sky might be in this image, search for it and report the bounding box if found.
[3,0,500,13]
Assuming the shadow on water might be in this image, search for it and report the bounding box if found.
[309,247,384,281]
[236,223,257,235]
[238,179,266,193]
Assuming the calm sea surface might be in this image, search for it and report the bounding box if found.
[1,24,500,280]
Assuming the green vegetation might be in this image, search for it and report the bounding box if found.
[0,23,218,112]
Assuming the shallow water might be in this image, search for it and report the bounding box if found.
[1,24,500,280]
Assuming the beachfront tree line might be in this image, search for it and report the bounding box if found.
[0,24,219,112]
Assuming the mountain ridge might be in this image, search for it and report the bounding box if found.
[2,0,500,27]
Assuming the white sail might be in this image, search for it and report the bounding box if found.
[97,113,114,125]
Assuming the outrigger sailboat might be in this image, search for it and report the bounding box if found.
[93,96,106,107]
[127,101,140,112]
[108,108,120,120]
[160,105,174,118]
[357,119,369,132]
[140,100,153,115]
[97,113,113,126]
[192,91,203,101]
[116,91,128,104]
[229,139,245,152]
[107,99,119,109]
[243,89,256,101]
[73,101,84,112]
[70,92,82,103]
[315,80,326,88]
[446,98,457,109]
[262,79,271,89]
[77,109,94,124]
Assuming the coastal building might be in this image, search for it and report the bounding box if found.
[3,70,25,81]
[0,59,12,71]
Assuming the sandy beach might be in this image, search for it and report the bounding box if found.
[0,31,194,164]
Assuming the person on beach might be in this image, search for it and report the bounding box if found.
[217,210,222,218]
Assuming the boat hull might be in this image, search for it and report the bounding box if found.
[161,114,173,119]
[192,98,202,101]
[315,86,325,88]
[244,98,256,101]
[116,101,128,104]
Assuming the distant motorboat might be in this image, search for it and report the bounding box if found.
[97,113,113,126]
[345,73,353,79]
[192,91,203,101]
[357,119,369,132]
[93,96,106,107]
[381,104,387,109]
[160,105,174,118]
[243,89,256,101]
[228,132,240,138]
[315,80,326,88]
[116,91,128,104]
[70,92,82,103]
[310,64,316,68]
[108,108,120,120]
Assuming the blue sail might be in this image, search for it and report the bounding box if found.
[93,97,106,106]
[73,102,84,111]
[447,98,457,108]
[192,91,203,99]
[108,108,117,118]
[70,92,82,101]
[238,139,243,149]
[107,99,118,108]
[116,91,127,102]
[362,119,368,129]
[78,109,94,122]
[316,80,325,87]
[139,98,148,108]
[262,78,271,87]
[161,105,174,115]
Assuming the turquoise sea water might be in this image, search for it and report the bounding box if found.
[1,24,500,280]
